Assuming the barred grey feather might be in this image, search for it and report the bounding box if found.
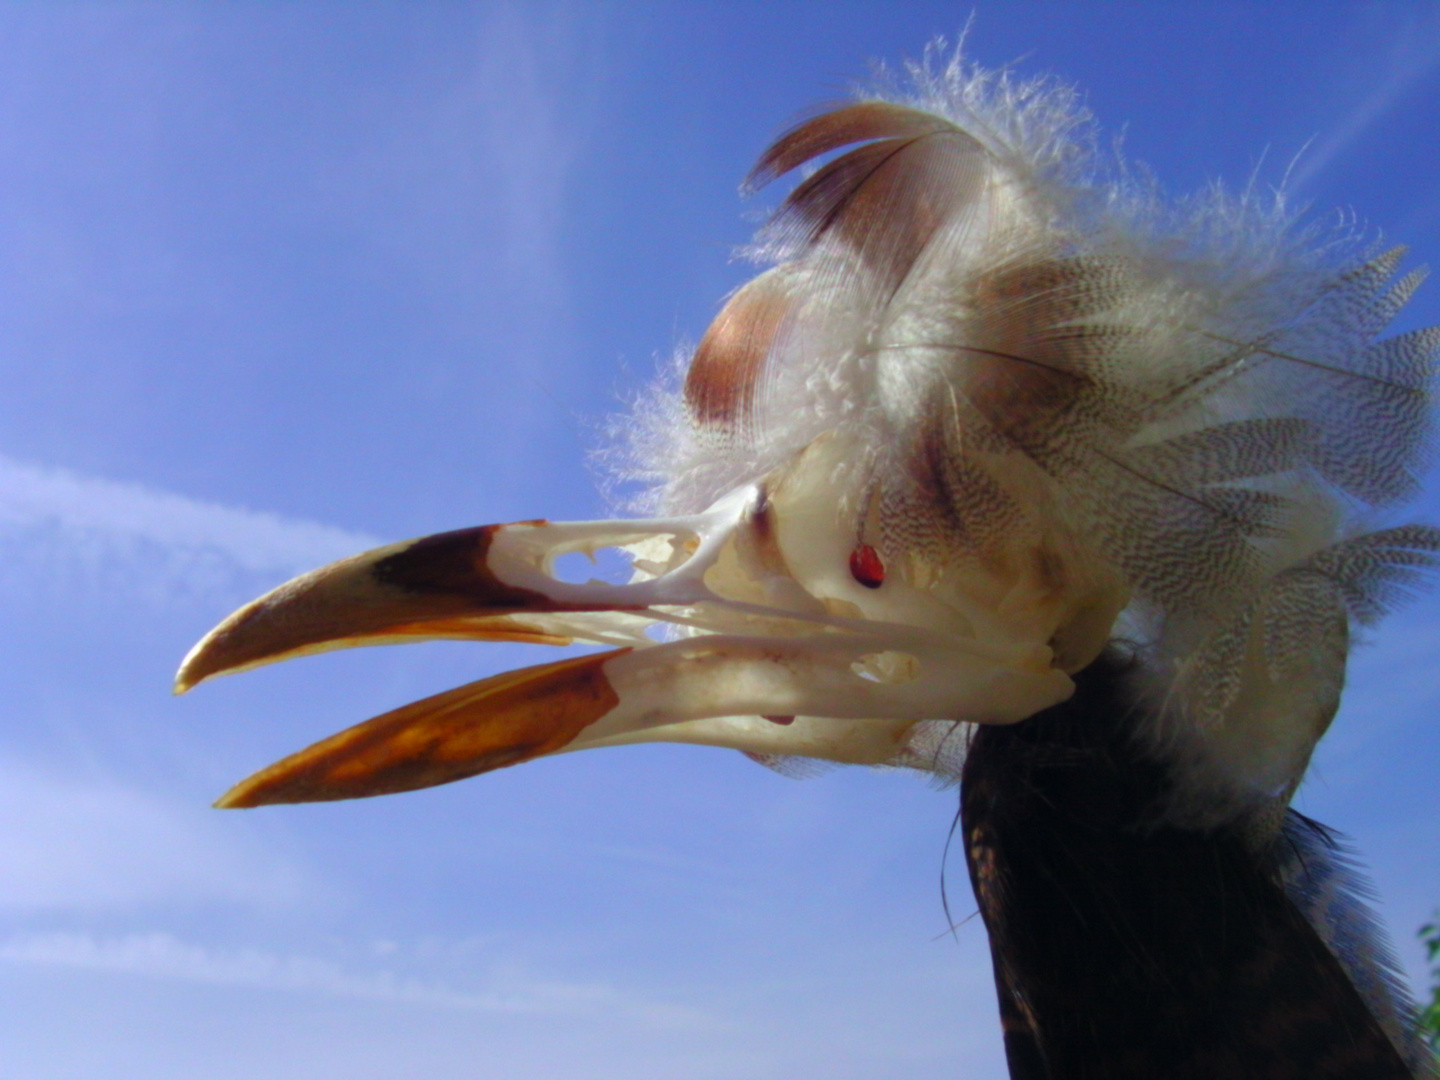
[1301,525,1440,625]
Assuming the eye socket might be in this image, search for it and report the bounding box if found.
[849,544,885,589]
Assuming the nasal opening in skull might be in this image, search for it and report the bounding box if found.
[536,529,701,586]
[550,547,637,586]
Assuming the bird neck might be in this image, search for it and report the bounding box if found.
[961,650,1413,1080]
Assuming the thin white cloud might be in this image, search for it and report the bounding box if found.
[0,454,376,573]
[1290,31,1440,190]
[312,3,591,308]
[0,930,712,1028]
[0,454,378,605]
[0,755,307,910]
[299,4,604,486]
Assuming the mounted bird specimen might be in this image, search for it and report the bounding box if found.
[177,51,1439,1079]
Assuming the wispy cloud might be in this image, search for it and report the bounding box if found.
[0,455,376,573]
[1290,30,1440,190]
[0,455,377,604]
[0,930,713,1028]
[0,755,306,910]
[313,3,593,311]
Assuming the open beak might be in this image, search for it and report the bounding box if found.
[179,435,1117,808]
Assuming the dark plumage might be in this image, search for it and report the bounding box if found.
[964,651,1419,1078]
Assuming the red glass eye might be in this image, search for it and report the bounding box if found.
[849,544,885,589]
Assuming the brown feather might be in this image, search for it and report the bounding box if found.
[750,101,987,301]
[745,100,956,192]
[685,270,793,433]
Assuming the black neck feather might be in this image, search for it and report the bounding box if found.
[961,651,1412,1080]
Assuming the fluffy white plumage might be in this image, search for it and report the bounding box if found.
[615,46,1440,826]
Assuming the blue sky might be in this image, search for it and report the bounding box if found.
[0,5,1438,1078]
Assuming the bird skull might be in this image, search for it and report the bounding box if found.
[177,427,1121,808]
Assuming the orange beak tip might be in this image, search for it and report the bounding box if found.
[213,778,276,810]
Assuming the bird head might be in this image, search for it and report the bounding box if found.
[176,59,1438,826]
